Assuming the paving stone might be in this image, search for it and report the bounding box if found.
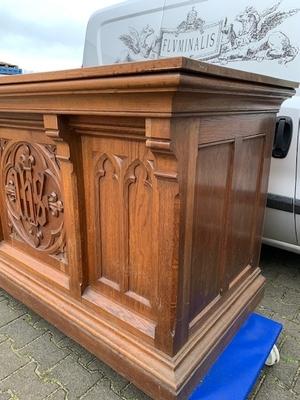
[280,336,300,362]
[272,272,300,292]
[270,313,300,339]
[87,358,129,393]
[57,337,94,366]
[268,359,298,388]
[0,290,8,303]
[256,306,275,320]
[44,389,67,399]
[33,320,65,344]
[264,283,287,300]
[282,289,300,307]
[0,316,44,349]
[294,373,300,395]
[121,383,152,400]
[48,355,100,399]
[260,296,299,320]
[0,335,7,346]
[5,297,30,314]
[0,362,58,400]
[81,379,122,399]
[255,375,299,400]
[0,301,26,328]
[23,310,42,326]
[0,391,11,400]
[261,265,281,281]
[19,333,70,371]
[0,340,28,380]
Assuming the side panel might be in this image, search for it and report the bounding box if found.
[190,142,233,321]
[189,114,273,325]
[225,136,265,284]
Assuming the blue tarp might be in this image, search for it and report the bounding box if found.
[190,313,282,400]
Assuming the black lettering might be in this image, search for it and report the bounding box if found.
[167,39,172,53]
[162,38,168,52]
[178,40,184,52]
[201,35,205,50]
[184,39,188,52]
[173,39,177,52]
[210,33,216,47]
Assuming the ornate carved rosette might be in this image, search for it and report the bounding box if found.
[1,141,66,261]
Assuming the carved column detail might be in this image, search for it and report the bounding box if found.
[146,118,180,355]
[1,140,66,261]
[43,114,85,297]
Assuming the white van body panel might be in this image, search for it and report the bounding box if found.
[268,94,300,198]
[263,91,300,248]
[83,0,300,253]
[295,95,300,246]
[83,0,300,81]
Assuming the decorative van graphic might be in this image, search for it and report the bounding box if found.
[118,1,299,65]
[214,2,299,65]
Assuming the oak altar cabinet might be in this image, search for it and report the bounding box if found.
[0,58,296,400]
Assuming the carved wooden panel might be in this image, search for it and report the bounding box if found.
[190,142,233,321]
[125,160,153,306]
[95,154,122,289]
[83,135,156,315]
[0,140,66,262]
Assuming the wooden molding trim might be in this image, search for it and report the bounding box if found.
[0,250,264,400]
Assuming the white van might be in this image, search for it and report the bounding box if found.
[83,0,300,253]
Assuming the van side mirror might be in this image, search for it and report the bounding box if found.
[272,116,293,159]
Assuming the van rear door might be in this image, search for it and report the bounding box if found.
[263,97,298,247]
[294,96,300,245]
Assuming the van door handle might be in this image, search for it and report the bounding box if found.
[272,116,293,159]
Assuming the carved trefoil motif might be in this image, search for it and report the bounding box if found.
[1,141,66,261]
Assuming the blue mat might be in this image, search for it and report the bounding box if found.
[190,313,282,400]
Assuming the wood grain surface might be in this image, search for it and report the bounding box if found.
[0,58,296,400]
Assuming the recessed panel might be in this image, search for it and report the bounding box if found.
[225,136,265,284]
[190,141,233,321]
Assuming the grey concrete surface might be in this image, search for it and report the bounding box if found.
[0,245,299,399]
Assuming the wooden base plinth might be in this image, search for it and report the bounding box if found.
[0,249,264,400]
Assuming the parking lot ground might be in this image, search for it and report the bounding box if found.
[0,245,299,399]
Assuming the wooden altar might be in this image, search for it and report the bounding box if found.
[0,58,296,400]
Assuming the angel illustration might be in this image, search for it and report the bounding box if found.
[119,25,160,61]
[217,1,300,64]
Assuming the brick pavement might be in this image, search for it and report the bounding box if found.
[0,245,299,399]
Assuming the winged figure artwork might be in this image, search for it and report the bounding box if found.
[217,1,300,64]
[118,25,160,61]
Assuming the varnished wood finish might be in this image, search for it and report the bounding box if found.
[0,58,296,400]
